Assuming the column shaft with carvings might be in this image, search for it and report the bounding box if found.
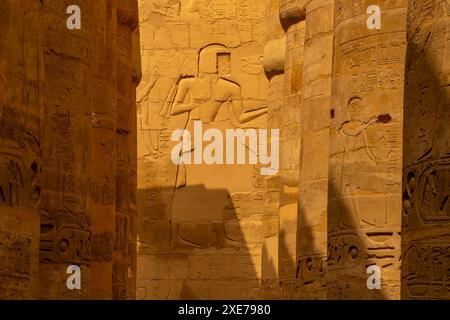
[0,0,43,299]
[90,0,118,299]
[38,0,96,299]
[35,0,139,299]
[328,0,406,299]
[402,0,450,300]
[129,25,141,301]
[113,0,139,300]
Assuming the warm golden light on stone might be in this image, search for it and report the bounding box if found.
[0,0,448,301]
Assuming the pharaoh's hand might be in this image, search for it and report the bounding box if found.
[368,115,379,124]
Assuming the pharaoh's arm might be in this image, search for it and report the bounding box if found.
[230,100,268,123]
[169,79,197,116]
[340,116,379,136]
[229,85,267,125]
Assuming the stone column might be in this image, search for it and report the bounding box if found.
[0,0,43,299]
[38,0,98,299]
[402,0,450,300]
[113,0,139,300]
[278,0,305,299]
[328,0,406,299]
[296,0,334,299]
[90,0,118,299]
[262,0,285,299]
[129,25,142,301]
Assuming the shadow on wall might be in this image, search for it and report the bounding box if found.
[327,181,394,300]
[266,180,392,300]
[137,184,262,299]
[135,181,395,300]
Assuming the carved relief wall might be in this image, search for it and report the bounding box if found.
[402,0,450,300]
[137,0,271,299]
[328,0,406,299]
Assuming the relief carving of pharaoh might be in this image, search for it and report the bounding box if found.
[144,43,269,249]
